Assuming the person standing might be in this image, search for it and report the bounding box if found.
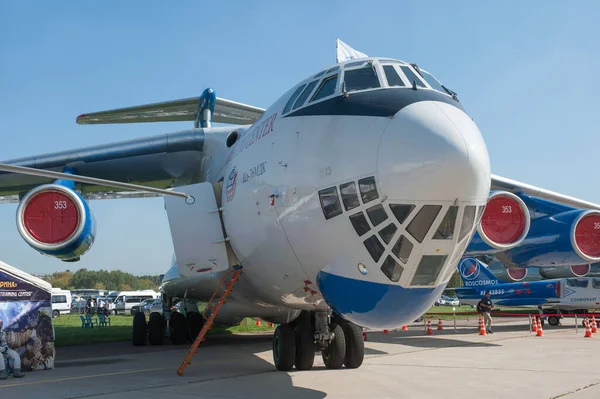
[0,319,25,379]
[478,291,494,334]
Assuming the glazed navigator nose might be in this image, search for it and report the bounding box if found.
[377,101,491,203]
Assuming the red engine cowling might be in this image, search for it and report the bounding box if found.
[570,264,591,277]
[506,267,528,281]
[476,191,530,250]
[16,184,96,261]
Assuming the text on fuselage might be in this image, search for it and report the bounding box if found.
[237,113,278,155]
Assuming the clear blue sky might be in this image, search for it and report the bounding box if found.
[1,1,599,276]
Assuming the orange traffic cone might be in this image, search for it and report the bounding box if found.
[478,316,487,336]
[531,316,538,333]
[536,317,544,337]
[585,318,593,338]
[426,318,433,335]
[401,325,408,331]
[437,318,443,330]
[592,316,598,334]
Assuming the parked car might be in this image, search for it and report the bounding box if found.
[132,298,157,316]
[141,298,164,316]
[437,295,460,306]
[114,290,160,315]
[51,288,72,318]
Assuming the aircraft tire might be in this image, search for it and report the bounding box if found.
[188,312,204,342]
[148,312,165,346]
[132,312,147,346]
[322,323,346,370]
[273,324,296,371]
[342,322,364,369]
[294,324,315,371]
[170,311,188,345]
[548,316,560,326]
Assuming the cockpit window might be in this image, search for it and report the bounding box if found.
[314,69,326,78]
[311,74,338,103]
[593,279,600,289]
[566,278,589,288]
[326,66,340,74]
[383,66,405,87]
[344,66,380,92]
[292,80,319,110]
[318,187,343,220]
[418,69,449,95]
[400,66,426,88]
[283,84,306,115]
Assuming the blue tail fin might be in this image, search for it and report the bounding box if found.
[457,258,501,286]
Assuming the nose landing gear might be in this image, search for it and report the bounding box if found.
[271,310,365,371]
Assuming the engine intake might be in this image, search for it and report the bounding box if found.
[572,211,600,261]
[16,184,96,261]
[506,268,528,281]
[570,264,591,277]
[476,191,530,250]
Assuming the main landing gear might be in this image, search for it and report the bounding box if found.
[272,310,364,371]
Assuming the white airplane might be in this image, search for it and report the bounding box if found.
[2,41,600,372]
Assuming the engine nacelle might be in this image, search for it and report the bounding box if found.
[16,184,96,262]
[502,209,600,267]
[484,258,529,281]
[467,191,530,253]
[538,264,600,279]
[504,267,528,281]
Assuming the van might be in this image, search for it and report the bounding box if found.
[114,290,159,315]
[51,288,72,318]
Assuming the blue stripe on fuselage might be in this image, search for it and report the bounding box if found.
[283,87,464,119]
[317,271,445,329]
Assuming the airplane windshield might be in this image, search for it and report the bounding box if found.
[566,278,589,288]
[592,279,600,289]
[417,69,447,93]
[344,65,380,92]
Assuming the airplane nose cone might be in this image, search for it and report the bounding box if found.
[377,101,491,202]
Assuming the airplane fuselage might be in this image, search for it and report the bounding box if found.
[163,58,492,329]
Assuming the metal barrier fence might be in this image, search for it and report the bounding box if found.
[418,310,600,335]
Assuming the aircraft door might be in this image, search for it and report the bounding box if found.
[164,182,230,276]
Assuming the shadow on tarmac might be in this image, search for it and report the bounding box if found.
[5,333,328,399]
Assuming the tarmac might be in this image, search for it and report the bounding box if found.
[1,317,600,399]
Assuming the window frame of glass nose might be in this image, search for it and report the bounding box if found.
[318,187,343,220]
[358,176,379,204]
[340,181,360,211]
[343,63,382,93]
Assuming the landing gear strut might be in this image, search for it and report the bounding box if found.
[271,310,364,371]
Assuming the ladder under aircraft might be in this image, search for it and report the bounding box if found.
[176,266,242,376]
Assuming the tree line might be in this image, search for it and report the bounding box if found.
[41,269,161,292]
[41,268,463,295]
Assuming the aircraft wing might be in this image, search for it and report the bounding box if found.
[76,97,266,126]
[491,174,600,211]
[0,129,209,204]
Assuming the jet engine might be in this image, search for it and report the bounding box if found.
[482,257,529,281]
[504,267,528,281]
[538,264,600,279]
[467,191,530,252]
[16,184,96,262]
[503,209,600,267]
[569,264,591,277]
